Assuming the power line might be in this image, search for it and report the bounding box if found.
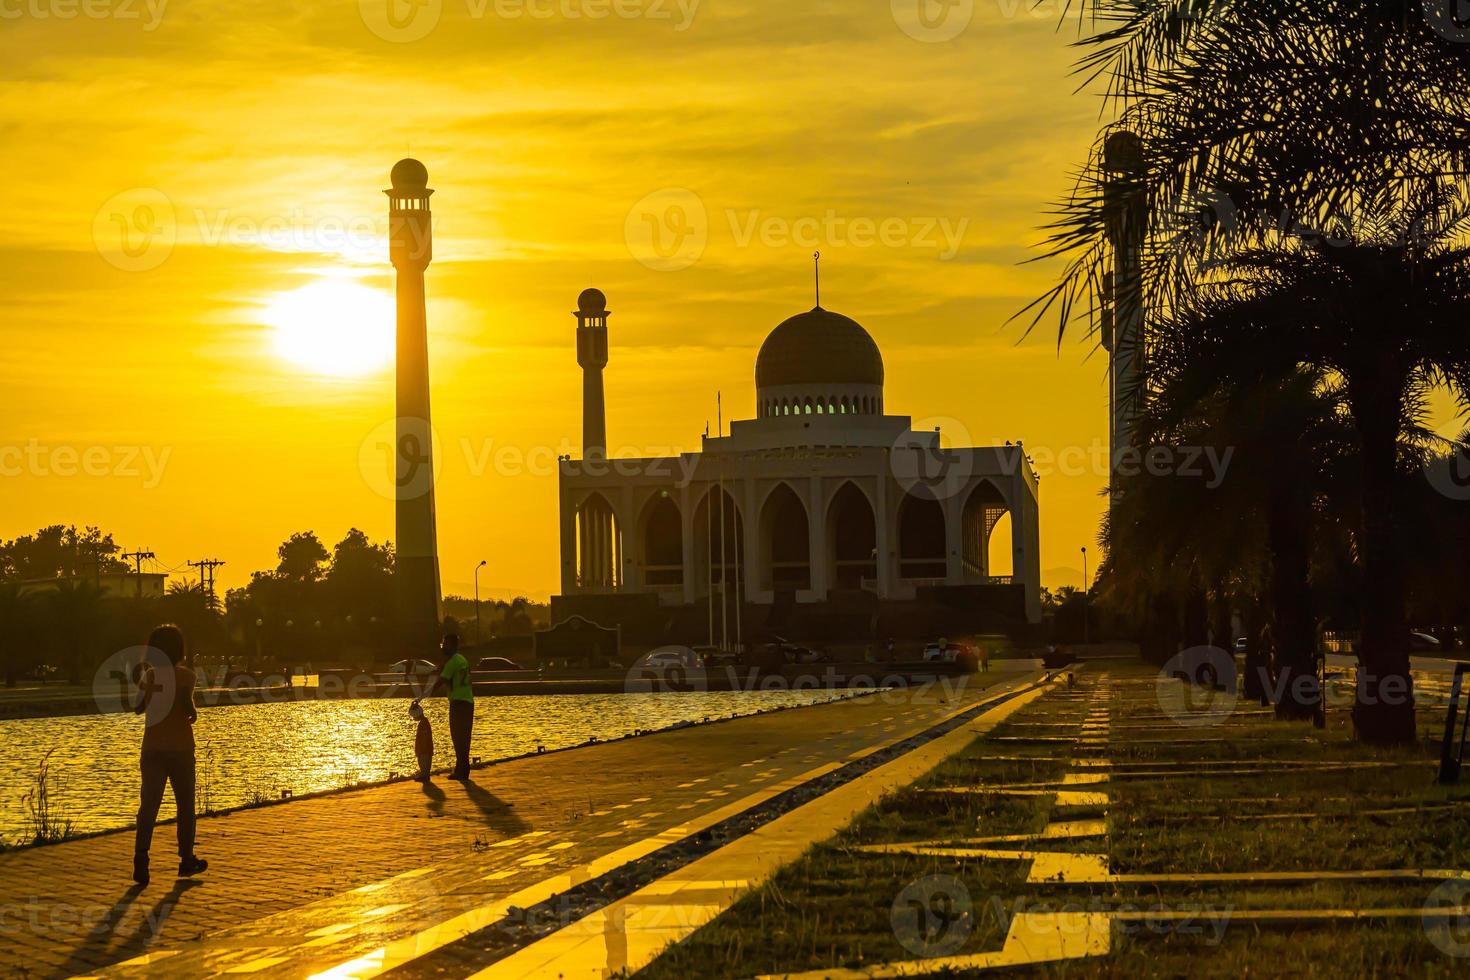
[121,549,155,599]
[187,559,226,602]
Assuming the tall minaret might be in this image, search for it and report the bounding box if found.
[387,158,442,648]
[575,288,609,459]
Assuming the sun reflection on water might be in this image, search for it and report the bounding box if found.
[0,690,863,842]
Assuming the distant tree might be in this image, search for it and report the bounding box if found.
[0,584,39,686]
[42,579,105,684]
[0,525,130,581]
[275,531,329,582]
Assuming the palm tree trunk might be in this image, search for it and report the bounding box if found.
[1266,474,1319,720]
[1348,369,1417,745]
[1243,598,1271,704]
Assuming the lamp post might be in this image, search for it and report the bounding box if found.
[474,559,488,645]
[1081,547,1091,646]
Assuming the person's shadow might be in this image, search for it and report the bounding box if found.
[458,775,529,836]
[420,778,446,816]
[53,878,201,978]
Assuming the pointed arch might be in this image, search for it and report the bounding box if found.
[638,492,683,587]
[898,492,946,580]
[693,485,743,600]
[826,481,877,590]
[576,491,622,590]
[962,480,1012,580]
[759,482,810,591]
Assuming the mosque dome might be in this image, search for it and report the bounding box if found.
[577,287,608,315]
[390,158,429,192]
[755,307,884,389]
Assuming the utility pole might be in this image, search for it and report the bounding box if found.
[188,559,225,605]
[122,549,155,598]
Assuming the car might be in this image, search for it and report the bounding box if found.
[1409,632,1443,652]
[475,657,520,671]
[922,642,961,663]
[634,646,700,670]
[695,646,739,668]
[388,659,439,676]
[785,645,828,664]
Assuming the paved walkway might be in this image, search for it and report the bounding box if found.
[0,672,1029,978]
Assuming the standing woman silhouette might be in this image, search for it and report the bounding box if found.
[132,624,208,885]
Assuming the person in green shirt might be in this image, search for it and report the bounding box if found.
[431,632,474,779]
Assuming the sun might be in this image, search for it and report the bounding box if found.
[264,279,394,376]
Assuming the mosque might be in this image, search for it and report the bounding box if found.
[552,287,1042,644]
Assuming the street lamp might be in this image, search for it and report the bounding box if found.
[1081,547,1091,646]
[474,559,488,645]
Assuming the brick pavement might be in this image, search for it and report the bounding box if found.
[0,674,1015,978]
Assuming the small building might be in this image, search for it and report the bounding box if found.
[18,572,167,600]
[553,291,1042,643]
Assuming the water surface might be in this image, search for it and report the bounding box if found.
[0,690,864,843]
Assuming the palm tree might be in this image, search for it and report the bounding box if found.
[44,579,105,685]
[1031,5,1470,743]
[0,583,38,687]
[1141,288,1365,718]
[1133,225,1470,740]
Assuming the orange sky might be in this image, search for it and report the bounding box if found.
[1,1,1123,599]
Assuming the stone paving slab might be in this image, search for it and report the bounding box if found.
[0,676,1012,979]
[467,677,1056,979]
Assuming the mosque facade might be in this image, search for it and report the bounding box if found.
[554,289,1043,637]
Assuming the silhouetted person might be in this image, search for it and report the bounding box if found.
[132,624,208,885]
[430,633,474,779]
[410,699,434,782]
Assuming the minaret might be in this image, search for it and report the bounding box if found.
[1102,129,1146,515]
[386,158,442,648]
[575,288,610,459]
